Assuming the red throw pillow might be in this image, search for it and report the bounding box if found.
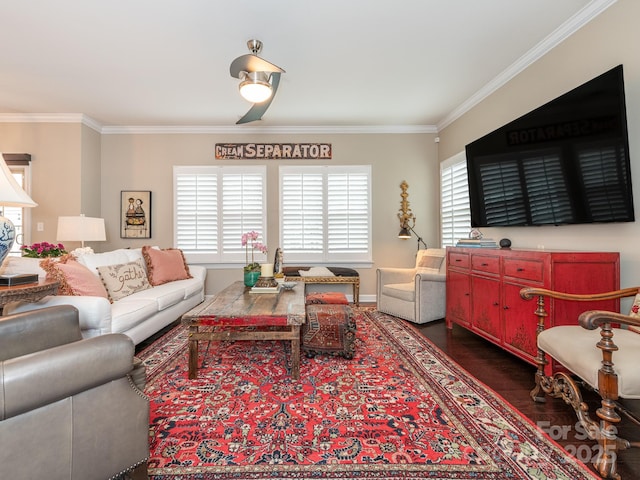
[142,246,192,286]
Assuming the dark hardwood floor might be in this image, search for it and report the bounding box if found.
[416,318,640,479]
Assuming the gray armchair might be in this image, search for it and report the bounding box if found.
[0,305,149,480]
[376,248,447,324]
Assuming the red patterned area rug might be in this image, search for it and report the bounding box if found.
[139,309,597,480]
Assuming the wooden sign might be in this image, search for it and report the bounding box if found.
[215,143,332,160]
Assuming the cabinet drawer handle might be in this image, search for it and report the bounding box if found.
[517,268,524,272]
[465,292,470,296]
[481,263,489,267]
[493,302,499,306]
[455,259,462,262]
[503,306,509,310]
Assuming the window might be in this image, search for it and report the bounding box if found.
[1,163,33,255]
[174,165,267,264]
[280,165,371,264]
[440,152,471,247]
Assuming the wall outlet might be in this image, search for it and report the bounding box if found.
[37,222,44,231]
[537,244,545,250]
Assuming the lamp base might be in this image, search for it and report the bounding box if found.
[0,215,16,266]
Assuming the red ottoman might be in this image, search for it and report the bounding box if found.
[303,304,356,359]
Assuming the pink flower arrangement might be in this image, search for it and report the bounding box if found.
[21,241,67,258]
[241,231,267,272]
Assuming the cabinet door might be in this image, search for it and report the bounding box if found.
[446,270,470,327]
[470,275,501,341]
[502,282,540,363]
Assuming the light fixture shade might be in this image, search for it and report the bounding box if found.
[398,226,411,238]
[0,154,38,207]
[57,216,106,242]
[239,71,273,103]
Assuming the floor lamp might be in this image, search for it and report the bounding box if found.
[0,154,38,265]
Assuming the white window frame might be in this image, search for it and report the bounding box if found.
[440,151,471,247]
[279,165,372,264]
[173,165,267,265]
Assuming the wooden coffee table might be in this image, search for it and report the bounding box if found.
[0,279,60,314]
[181,281,306,380]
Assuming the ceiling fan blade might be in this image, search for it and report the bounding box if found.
[236,72,281,124]
[230,54,285,78]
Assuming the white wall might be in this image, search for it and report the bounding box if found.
[438,0,640,290]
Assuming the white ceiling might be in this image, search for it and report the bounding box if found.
[0,0,611,131]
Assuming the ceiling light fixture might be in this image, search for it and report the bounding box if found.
[239,71,273,103]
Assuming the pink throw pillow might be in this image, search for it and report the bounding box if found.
[41,257,108,298]
[142,246,191,286]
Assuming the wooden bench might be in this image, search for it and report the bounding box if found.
[282,266,360,306]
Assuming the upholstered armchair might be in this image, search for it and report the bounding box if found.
[520,286,640,480]
[376,248,446,324]
[0,305,149,480]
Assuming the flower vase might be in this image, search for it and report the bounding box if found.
[244,271,260,287]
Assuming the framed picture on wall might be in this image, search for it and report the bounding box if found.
[121,190,152,238]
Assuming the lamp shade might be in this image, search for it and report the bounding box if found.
[57,216,106,244]
[0,154,37,207]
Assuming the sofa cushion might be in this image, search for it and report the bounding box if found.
[382,282,415,302]
[97,259,151,302]
[109,298,159,333]
[142,246,192,286]
[40,256,109,298]
[627,290,640,334]
[127,282,186,310]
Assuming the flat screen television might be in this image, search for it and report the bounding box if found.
[465,64,634,227]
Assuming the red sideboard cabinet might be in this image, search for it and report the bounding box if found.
[446,246,620,369]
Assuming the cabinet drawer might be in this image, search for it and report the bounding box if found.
[503,258,544,282]
[448,252,469,269]
[471,254,499,274]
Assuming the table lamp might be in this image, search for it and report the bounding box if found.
[0,154,38,265]
[57,215,106,254]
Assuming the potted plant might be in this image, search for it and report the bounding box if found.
[241,231,267,287]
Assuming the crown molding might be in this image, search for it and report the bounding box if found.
[0,113,435,135]
[100,124,438,135]
[437,0,618,131]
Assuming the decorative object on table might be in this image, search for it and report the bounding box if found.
[0,273,39,286]
[397,180,427,250]
[469,228,483,239]
[273,247,283,276]
[242,230,267,287]
[253,262,278,289]
[0,153,38,265]
[280,281,296,291]
[20,241,67,258]
[56,215,106,255]
[121,190,151,239]
[499,238,512,249]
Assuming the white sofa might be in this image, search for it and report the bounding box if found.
[1,248,206,345]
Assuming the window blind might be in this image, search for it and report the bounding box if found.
[280,165,371,263]
[441,154,470,247]
[174,165,266,264]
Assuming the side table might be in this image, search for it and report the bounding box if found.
[0,279,60,314]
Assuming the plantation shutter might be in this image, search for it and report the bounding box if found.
[280,165,371,263]
[440,153,470,247]
[174,165,266,264]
